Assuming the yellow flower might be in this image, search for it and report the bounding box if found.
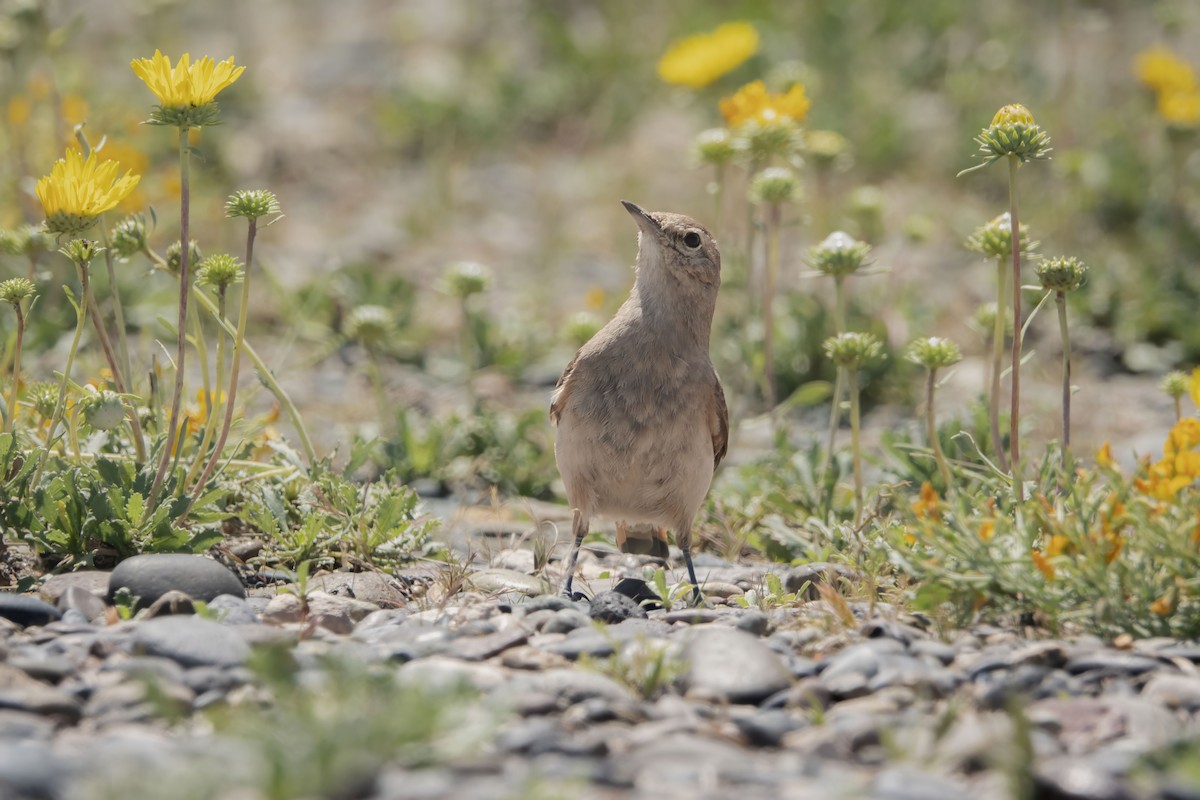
[720,80,811,128]
[657,22,759,89]
[1031,549,1055,581]
[1158,89,1200,127]
[978,520,995,542]
[130,50,245,108]
[36,148,141,235]
[1096,442,1115,469]
[1135,46,1197,95]
[910,480,939,520]
[1150,593,1175,617]
[991,103,1036,127]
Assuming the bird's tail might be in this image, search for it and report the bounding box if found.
[615,521,670,561]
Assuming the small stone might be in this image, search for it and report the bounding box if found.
[679,627,792,704]
[107,554,244,609]
[466,569,552,597]
[57,585,108,621]
[734,610,770,637]
[309,571,409,608]
[443,625,530,661]
[589,591,647,623]
[0,593,61,627]
[206,594,261,625]
[1143,674,1200,712]
[38,571,110,604]
[0,664,82,723]
[1066,650,1162,676]
[541,608,592,634]
[734,708,808,747]
[132,616,251,668]
[783,562,861,599]
[872,766,967,800]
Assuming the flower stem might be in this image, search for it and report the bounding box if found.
[990,256,1009,473]
[761,202,781,408]
[1056,290,1071,469]
[1007,155,1023,502]
[99,215,135,395]
[821,276,848,481]
[926,367,953,491]
[190,218,258,507]
[184,285,229,492]
[27,263,90,488]
[149,126,192,508]
[849,365,864,526]
[84,287,147,462]
[4,305,25,434]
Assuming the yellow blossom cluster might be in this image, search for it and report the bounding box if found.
[657,22,759,89]
[719,79,811,128]
[1134,45,1200,128]
[35,148,140,226]
[1136,417,1200,500]
[130,50,244,108]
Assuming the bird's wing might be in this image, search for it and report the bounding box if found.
[710,370,729,469]
[549,351,580,425]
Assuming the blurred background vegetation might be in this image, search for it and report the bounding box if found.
[1,0,1198,464]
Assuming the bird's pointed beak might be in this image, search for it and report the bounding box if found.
[621,200,661,235]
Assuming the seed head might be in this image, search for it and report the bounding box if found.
[809,231,871,278]
[0,277,36,306]
[59,239,103,268]
[965,212,1036,259]
[1035,255,1088,293]
[345,305,395,350]
[440,261,492,300]
[110,215,148,259]
[824,331,885,369]
[692,128,737,167]
[906,336,963,371]
[226,189,281,220]
[749,166,800,205]
[80,389,125,431]
[165,240,203,276]
[196,254,244,289]
[1161,370,1190,401]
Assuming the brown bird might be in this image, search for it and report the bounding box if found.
[550,200,728,602]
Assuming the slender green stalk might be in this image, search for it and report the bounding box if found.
[1175,396,1183,423]
[1007,155,1024,502]
[84,288,147,462]
[144,245,314,466]
[191,218,258,505]
[990,256,1009,473]
[149,126,193,507]
[848,364,864,526]
[821,276,848,479]
[926,368,953,491]
[99,215,134,394]
[459,296,476,405]
[365,348,388,433]
[4,304,25,434]
[27,263,90,488]
[761,202,781,408]
[1056,290,1071,468]
[184,284,229,491]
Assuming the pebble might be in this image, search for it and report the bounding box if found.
[0,593,61,627]
[0,559,1196,799]
[107,554,245,609]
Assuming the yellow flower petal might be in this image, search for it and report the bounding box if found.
[35,148,140,220]
[658,22,758,89]
[720,79,810,128]
[131,50,245,108]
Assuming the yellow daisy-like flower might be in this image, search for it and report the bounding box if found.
[1158,89,1200,127]
[131,50,245,108]
[35,148,141,236]
[977,520,996,542]
[910,480,939,520]
[719,80,810,128]
[657,22,758,89]
[1135,46,1197,95]
[1031,549,1055,581]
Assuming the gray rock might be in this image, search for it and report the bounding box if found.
[541,608,592,634]
[734,610,770,637]
[513,668,635,705]
[38,571,110,605]
[910,639,956,666]
[819,641,904,699]
[442,624,530,661]
[539,628,615,660]
[1066,649,1162,676]
[679,627,792,704]
[0,709,55,741]
[733,708,808,746]
[0,593,61,627]
[784,562,861,599]
[108,554,244,609]
[206,594,261,625]
[57,585,109,621]
[872,766,966,799]
[465,569,551,597]
[589,591,647,623]
[309,570,409,608]
[132,616,251,668]
[1034,757,1136,800]
[0,664,82,722]
[0,741,70,800]
[1143,673,1200,711]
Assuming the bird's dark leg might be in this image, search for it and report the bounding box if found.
[681,535,702,606]
[560,509,588,599]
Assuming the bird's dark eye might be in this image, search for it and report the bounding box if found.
[683,231,702,249]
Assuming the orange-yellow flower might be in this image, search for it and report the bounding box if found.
[978,520,995,542]
[1031,549,1055,581]
[1150,594,1175,616]
[719,80,810,128]
[35,148,141,235]
[657,22,758,89]
[1096,442,1115,469]
[1135,46,1197,95]
[130,50,244,108]
[1158,89,1200,127]
[911,480,939,520]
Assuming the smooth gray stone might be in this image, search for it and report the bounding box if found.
[512,668,635,705]
[0,709,55,741]
[205,594,261,625]
[1034,757,1136,800]
[1065,650,1162,676]
[1142,673,1200,711]
[588,591,646,623]
[57,585,108,621]
[734,708,808,746]
[733,609,770,637]
[783,562,861,599]
[679,627,792,704]
[442,625,529,661]
[0,593,61,628]
[540,629,614,660]
[872,766,966,799]
[541,608,592,634]
[108,554,244,609]
[132,616,251,668]
[0,741,70,799]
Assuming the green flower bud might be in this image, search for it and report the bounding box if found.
[0,277,36,306]
[59,238,103,267]
[969,302,1014,337]
[80,389,125,431]
[809,231,871,278]
[440,261,492,299]
[965,212,1036,259]
[1160,370,1189,401]
[165,240,203,276]
[692,128,737,167]
[748,166,800,205]
[345,304,395,350]
[1035,255,1087,293]
[906,336,963,371]
[196,254,244,289]
[805,129,851,171]
[962,102,1052,173]
[735,118,802,163]
[28,382,58,420]
[824,332,885,369]
[226,189,281,220]
[562,312,602,349]
[109,214,148,259]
